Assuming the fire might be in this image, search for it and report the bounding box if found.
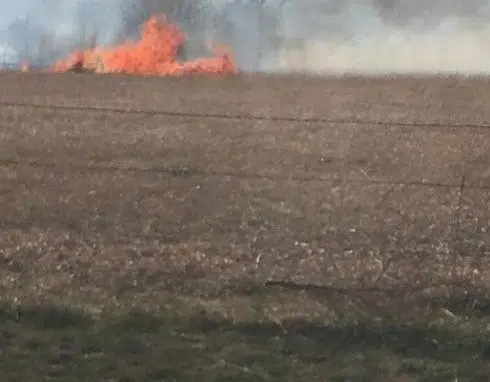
[20,60,29,72]
[50,14,237,76]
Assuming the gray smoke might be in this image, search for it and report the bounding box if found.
[0,0,126,67]
[2,0,490,74]
[259,0,490,74]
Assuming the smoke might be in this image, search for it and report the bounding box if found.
[0,0,127,67]
[2,0,490,74]
[258,0,490,74]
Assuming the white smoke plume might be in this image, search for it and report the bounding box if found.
[259,0,490,74]
[2,0,490,74]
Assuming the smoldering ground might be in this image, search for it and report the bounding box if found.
[2,0,490,74]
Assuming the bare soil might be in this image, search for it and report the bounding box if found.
[0,71,489,381]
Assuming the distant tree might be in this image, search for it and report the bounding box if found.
[212,0,282,71]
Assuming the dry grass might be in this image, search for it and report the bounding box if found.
[0,71,489,381]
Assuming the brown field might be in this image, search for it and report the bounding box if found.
[1,71,489,381]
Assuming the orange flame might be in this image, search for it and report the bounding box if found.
[51,14,238,76]
[20,60,30,72]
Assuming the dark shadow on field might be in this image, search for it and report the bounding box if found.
[0,296,489,381]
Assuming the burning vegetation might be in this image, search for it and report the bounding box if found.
[24,14,238,76]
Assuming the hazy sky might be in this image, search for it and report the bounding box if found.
[2,1,64,25]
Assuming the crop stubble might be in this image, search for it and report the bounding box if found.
[0,71,489,381]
